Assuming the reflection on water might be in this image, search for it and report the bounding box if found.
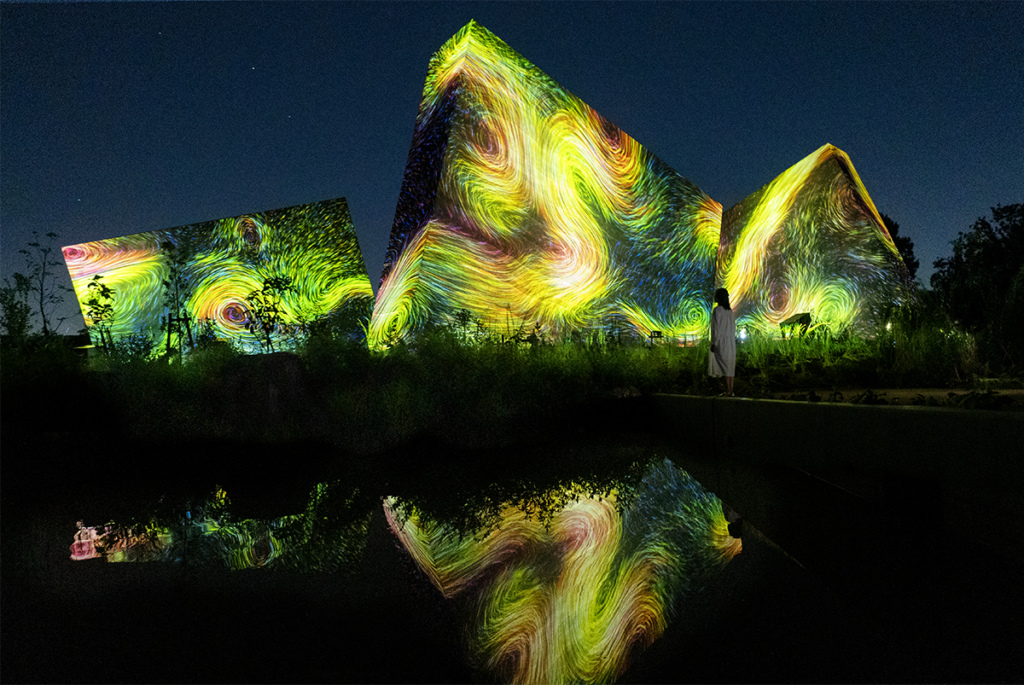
[69,523,104,561]
[69,484,370,573]
[385,459,741,684]
[66,459,738,683]
[71,519,173,563]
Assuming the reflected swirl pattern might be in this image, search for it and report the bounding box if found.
[69,485,371,573]
[385,459,741,684]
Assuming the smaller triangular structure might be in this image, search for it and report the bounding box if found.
[63,198,373,355]
[716,144,913,333]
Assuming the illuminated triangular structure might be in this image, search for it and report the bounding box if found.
[370,21,722,347]
[716,144,913,333]
[63,198,373,355]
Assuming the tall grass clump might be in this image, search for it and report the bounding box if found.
[874,299,986,387]
[308,322,713,454]
[736,325,876,394]
[732,295,1006,393]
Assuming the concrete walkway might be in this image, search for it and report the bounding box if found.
[761,386,1024,410]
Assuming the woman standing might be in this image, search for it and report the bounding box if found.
[708,288,736,396]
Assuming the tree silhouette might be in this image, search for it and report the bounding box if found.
[931,203,1024,369]
[0,273,33,345]
[245,276,298,353]
[881,214,919,282]
[160,239,194,357]
[17,231,72,336]
[83,275,116,351]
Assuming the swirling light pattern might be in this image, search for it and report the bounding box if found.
[717,144,913,333]
[79,516,290,568]
[370,21,720,348]
[385,459,741,684]
[69,484,370,573]
[63,198,373,354]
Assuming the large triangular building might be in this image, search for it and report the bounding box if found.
[370,21,722,347]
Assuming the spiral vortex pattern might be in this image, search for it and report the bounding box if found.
[716,144,913,333]
[63,198,373,354]
[370,22,720,348]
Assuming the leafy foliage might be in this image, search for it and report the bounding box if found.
[0,272,33,345]
[82,274,116,350]
[881,214,920,281]
[109,333,157,365]
[245,276,299,353]
[931,203,1024,369]
[4,207,1023,558]
[17,231,72,336]
[159,239,195,358]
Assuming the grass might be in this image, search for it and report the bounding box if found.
[2,313,1020,537]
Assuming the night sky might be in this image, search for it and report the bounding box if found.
[2,1,1022,334]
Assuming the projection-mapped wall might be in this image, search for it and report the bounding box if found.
[385,460,741,685]
[719,145,912,333]
[63,199,373,355]
[69,463,739,682]
[369,20,722,348]
[63,23,913,351]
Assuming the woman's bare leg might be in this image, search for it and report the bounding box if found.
[725,376,734,396]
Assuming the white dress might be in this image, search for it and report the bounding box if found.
[708,306,736,377]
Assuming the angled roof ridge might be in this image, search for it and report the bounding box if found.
[726,143,863,215]
[812,144,887,230]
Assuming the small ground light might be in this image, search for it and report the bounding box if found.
[740,327,748,341]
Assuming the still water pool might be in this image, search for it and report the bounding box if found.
[64,459,740,684]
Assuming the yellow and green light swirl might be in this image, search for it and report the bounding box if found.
[64,198,373,354]
[385,460,741,684]
[372,21,720,348]
[717,144,912,333]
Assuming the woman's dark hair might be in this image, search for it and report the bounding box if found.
[714,288,731,310]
